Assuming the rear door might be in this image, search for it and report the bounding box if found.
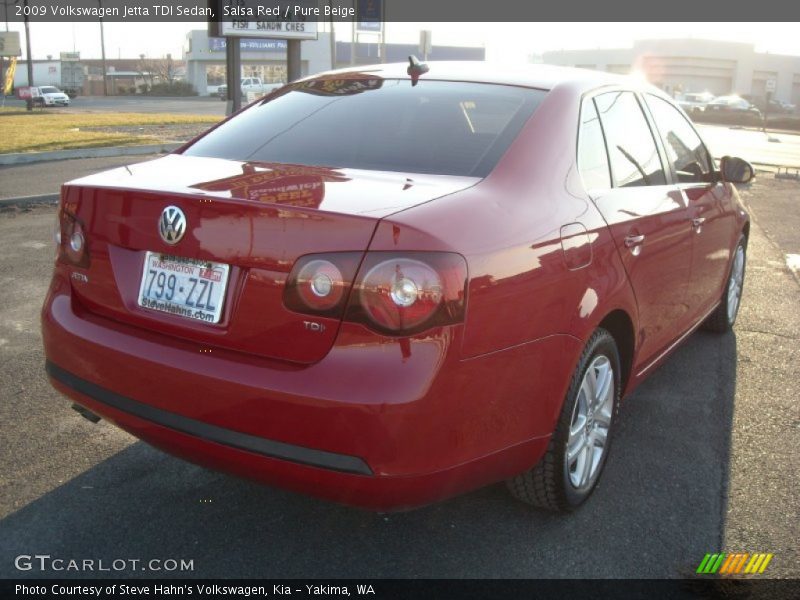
[581,90,694,367]
[642,93,736,322]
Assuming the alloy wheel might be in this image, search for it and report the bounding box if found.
[566,355,614,491]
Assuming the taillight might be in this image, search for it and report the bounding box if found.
[284,251,467,336]
[56,209,90,268]
[283,252,363,319]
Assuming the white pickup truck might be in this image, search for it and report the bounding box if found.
[217,77,283,101]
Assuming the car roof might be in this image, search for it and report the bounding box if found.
[308,61,642,94]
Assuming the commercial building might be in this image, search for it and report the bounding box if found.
[11,56,184,95]
[543,38,800,105]
[10,30,484,97]
[183,29,484,96]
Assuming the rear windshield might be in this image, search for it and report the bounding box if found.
[184,78,546,177]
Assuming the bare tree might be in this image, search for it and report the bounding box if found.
[136,54,156,91]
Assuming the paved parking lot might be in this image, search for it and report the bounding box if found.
[0,173,797,578]
[698,125,800,169]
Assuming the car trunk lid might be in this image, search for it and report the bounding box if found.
[61,154,478,364]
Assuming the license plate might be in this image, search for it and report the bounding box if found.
[137,252,230,324]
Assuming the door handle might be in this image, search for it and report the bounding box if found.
[624,234,645,248]
[692,217,706,230]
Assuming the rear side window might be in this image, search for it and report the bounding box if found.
[645,95,713,184]
[594,91,666,188]
[184,78,546,177]
[577,99,611,191]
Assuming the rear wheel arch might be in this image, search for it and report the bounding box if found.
[596,309,635,394]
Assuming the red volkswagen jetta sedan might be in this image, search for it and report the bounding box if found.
[42,62,752,512]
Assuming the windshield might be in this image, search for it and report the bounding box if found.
[40,87,60,94]
[184,77,546,177]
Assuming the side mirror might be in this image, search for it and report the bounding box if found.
[719,156,755,184]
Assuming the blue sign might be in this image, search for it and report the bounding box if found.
[208,38,288,52]
[357,0,382,32]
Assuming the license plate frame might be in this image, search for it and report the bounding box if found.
[137,252,230,324]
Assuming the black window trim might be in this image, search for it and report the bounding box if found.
[640,91,717,187]
[577,85,673,192]
[576,94,614,193]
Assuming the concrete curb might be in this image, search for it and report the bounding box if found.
[0,143,182,166]
[0,193,59,207]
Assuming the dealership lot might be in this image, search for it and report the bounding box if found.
[0,172,797,578]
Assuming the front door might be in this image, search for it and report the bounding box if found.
[643,94,737,322]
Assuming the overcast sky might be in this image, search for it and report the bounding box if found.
[4,21,800,62]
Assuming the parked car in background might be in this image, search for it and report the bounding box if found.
[43,62,753,513]
[705,95,761,117]
[765,99,794,114]
[217,77,283,101]
[34,86,71,107]
[677,91,714,115]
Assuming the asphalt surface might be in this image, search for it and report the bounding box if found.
[697,125,800,169]
[0,174,797,579]
[0,155,160,200]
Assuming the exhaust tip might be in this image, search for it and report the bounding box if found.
[71,403,101,424]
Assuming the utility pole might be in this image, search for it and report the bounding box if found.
[287,39,301,82]
[23,0,33,110]
[99,1,108,96]
[225,37,241,115]
[350,19,355,66]
[328,1,335,70]
[0,0,7,99]
[380,10,386,64]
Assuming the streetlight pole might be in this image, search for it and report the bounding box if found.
[99,0,108,96]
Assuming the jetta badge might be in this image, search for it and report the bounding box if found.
[159,206,186,245]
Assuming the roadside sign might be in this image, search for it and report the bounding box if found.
[60,52,80,62]
[15,86,40,100]
[218,0,318,40]
[766,78,777,93]
[0,32,22,57]
[357,0,383,33]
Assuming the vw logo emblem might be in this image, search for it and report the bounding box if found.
[159,206,186,245]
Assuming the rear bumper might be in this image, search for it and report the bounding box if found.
[46,361,371,476]
[42,272,579,510]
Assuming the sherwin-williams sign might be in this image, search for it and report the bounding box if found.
[208,38,288,52]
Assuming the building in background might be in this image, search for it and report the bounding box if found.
[183,29,485,96]
[11,29,485,97]
[543,38,800,105]
[12,56,185,95]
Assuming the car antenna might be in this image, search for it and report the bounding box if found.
[407,55,429,86]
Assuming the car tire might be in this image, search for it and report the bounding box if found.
[506,328,620,512]
[703,235,747,333]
